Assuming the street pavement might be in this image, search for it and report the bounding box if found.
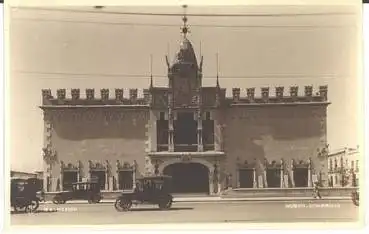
[10,199,359,225]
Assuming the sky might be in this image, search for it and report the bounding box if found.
[7,4,362,172]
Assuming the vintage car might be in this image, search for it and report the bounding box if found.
[52,181,103,204]
[114,175,173,212]
[351,189,359,206]
[11,178,42,213]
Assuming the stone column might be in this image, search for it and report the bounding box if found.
[132,166,136,190]
[216,165,221,194]
[105,170,109,191]
[290,160,295,187]
[253,168,257,188]
[280,160,284,188]
[59,170,63,191]
[77,163,80,183]
[263,168,268,188]
[168,109,174,152]
[197,111,203,152]
[236,169,240,188]
[115,161,120,190]
[209,171,214,195]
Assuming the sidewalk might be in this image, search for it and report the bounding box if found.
[43,196,351,204]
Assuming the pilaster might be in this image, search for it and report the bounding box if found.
[308,158,312,187]
[253,168,257,188]
[280,159,284,188]
[197,110,203,152]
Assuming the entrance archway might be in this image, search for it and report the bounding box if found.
[163,163,209,194]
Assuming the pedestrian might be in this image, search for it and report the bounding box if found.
[313,181,322,199]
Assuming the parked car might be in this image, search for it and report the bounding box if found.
[52,181,102,204]
[114,175,173,212]
[11,178,40,213]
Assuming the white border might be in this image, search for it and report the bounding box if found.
[1,0,368,234]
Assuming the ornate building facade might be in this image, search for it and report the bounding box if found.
[40,12,330,194]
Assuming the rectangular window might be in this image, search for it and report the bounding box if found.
[356,160,359,171]
[351,160,354,169]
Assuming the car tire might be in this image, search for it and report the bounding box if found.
[114,198,132,212]
[29,199,39,212]
[158,195,172,210]
[52,196,64,205]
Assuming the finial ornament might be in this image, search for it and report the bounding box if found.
[216,53,220,88]
[181,5,189,37]
[150,54,153,88]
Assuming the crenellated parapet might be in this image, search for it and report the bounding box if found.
[226,85,329,105]
[41,88,152,107]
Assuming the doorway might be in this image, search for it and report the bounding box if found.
[90,170,106,190]
[266,168,281,188]
[239,169,254,188]
[163,163,209,194]
[293,168,308,187]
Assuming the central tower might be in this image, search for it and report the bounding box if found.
[166,5,204,152]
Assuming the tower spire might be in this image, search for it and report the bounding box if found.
[150,54,153,88]
[216,53,220,88]
[181,5,189,38]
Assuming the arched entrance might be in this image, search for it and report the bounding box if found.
[163,163,209,194]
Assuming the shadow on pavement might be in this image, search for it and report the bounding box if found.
[11,210,58,215]
[127,207,194,212]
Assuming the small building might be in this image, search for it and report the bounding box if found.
[327,146,359,187]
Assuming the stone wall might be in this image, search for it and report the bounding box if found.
[223,104,328,188]
[45,108,149,191]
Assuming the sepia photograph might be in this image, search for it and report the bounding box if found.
[5,0,364,229]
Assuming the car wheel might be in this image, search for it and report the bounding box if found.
[158,195,172,210]
[25,205,34,213]
[114,198,132,212]
[13,205,20,213]
[29,199,39,212]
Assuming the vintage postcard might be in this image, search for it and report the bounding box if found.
[4,0,364,230]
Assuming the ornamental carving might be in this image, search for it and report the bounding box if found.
[181,155,192,162]
[86,89,95,100]
[57,89,66,99]
[101,89,109,100]
[264,159,282,169]
[117,160,134,171]
[89,160,106,171]
[61,161,78,171]
[236,158,257,169]
[115,89,124,101]
[292,159,310,169]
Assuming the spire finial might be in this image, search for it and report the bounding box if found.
[216,53,220,88]
[150,54,153,88]
[181,5,189,38]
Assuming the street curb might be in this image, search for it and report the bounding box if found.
[41,197,351,205]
